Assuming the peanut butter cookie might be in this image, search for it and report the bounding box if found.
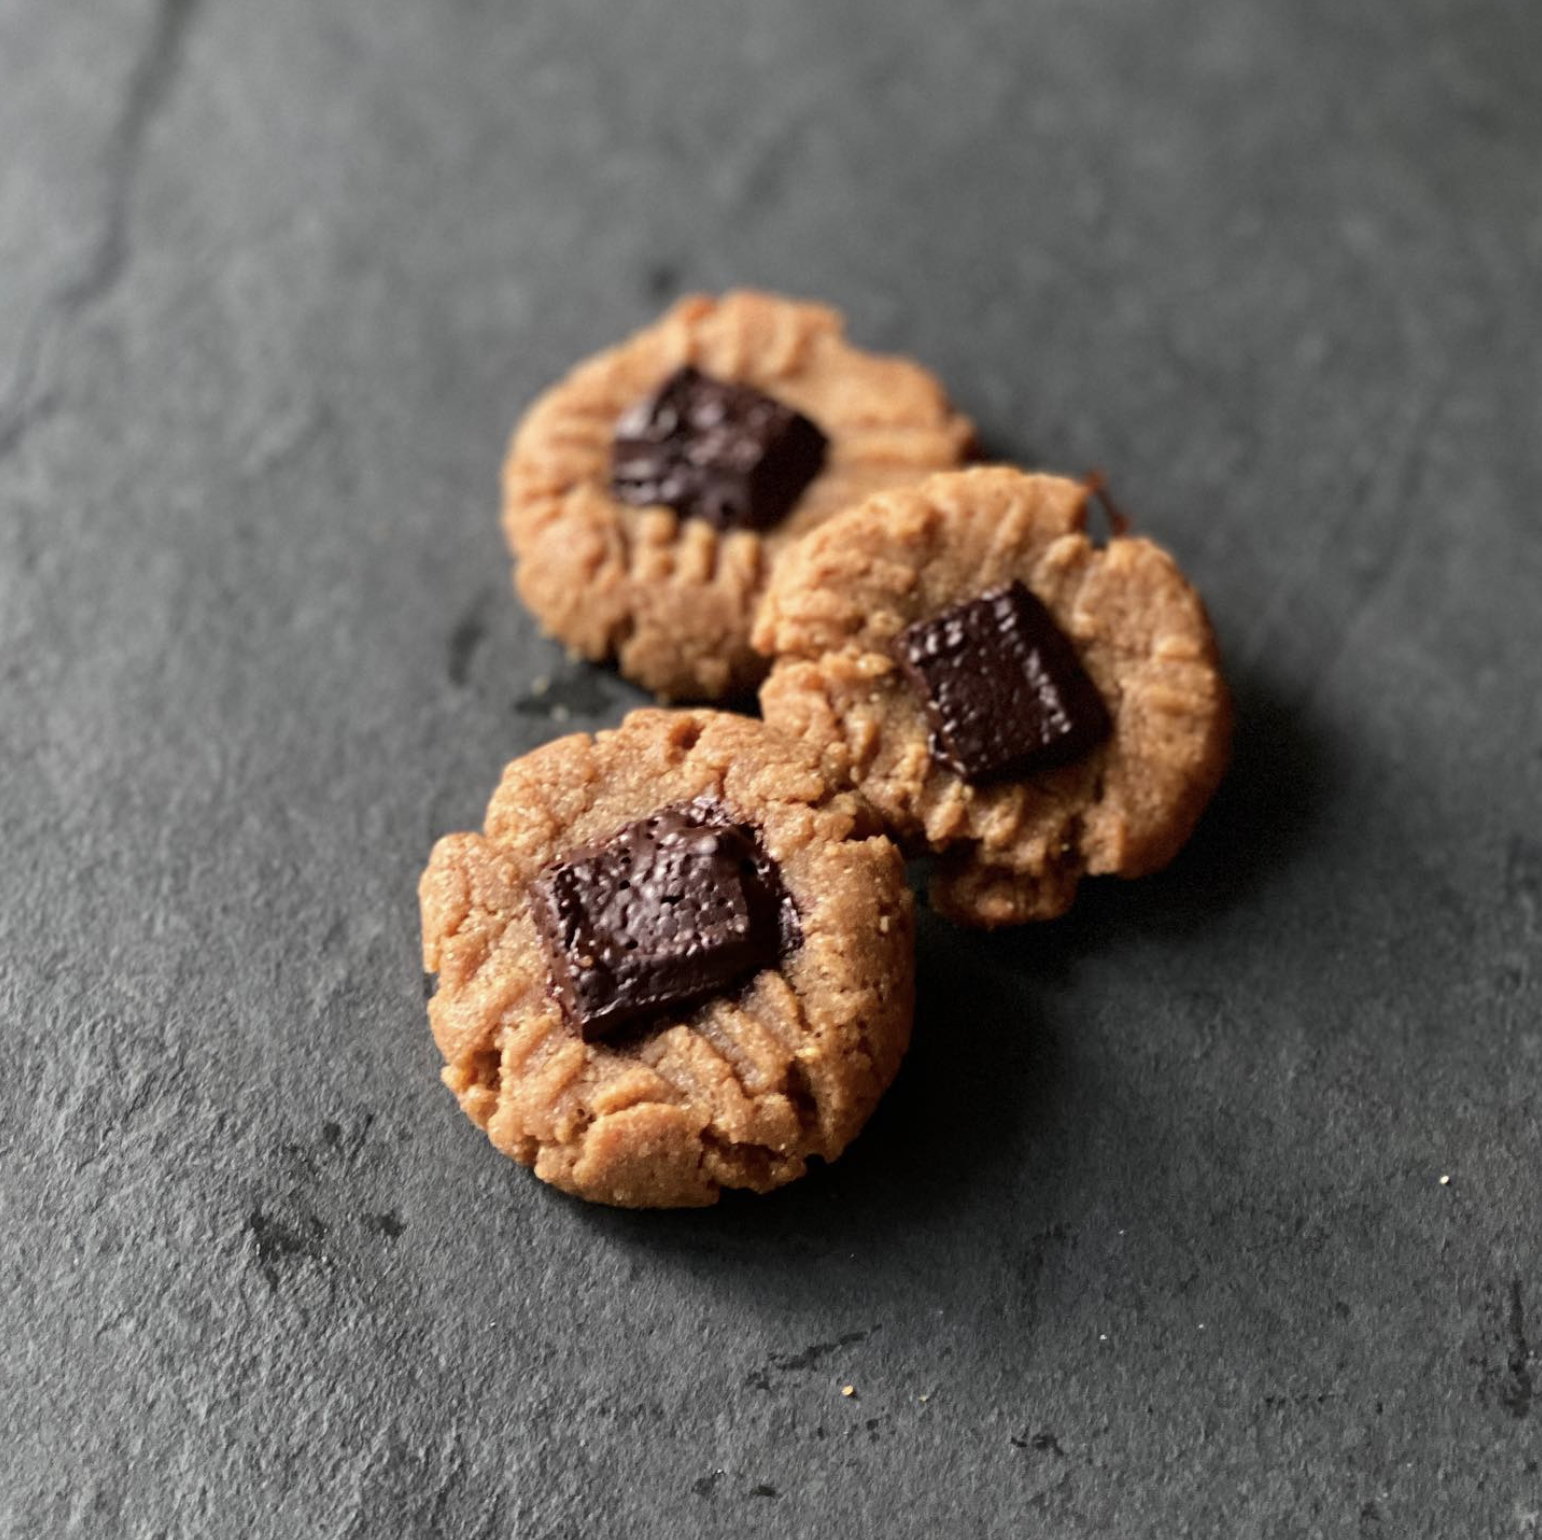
[754,467,1232,927]
[419,709,914,1207]
[503,291,974,701]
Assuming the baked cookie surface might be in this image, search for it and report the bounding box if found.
[419,709,914,1207]
[754,467,1232,927]
[503,291,974,701]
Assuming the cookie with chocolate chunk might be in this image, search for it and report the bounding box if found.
[503,291,974,701]
[419,709,914,1207]
[754,467,1232,927]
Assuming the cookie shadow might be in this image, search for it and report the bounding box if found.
[571,665,1331,1261]
[511,649,646,724]
[511,646,764,723]
[988,661,1337,968]
[580,909,1062,1261]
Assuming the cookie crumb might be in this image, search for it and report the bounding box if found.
[878,915,891,934]
[551,703,572,723]
[841,1385,856,1398]
[529,675,550,697]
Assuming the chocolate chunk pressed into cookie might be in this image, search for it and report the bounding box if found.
[531,798,799,1043]
[897,580,1113,783]
[419,709,914,1207]
[610,366,828,534]
[753,467,1232,927]
[503,291,974,701]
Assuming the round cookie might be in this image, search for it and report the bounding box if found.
[754,466,1232,927]
[503,291,974,702]
[419,709,914,1208]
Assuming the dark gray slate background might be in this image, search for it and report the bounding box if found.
[2,0,1540,1534]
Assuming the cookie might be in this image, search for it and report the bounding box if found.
[754,466,1232,927]
[419,709,914,1207]
[503,291,974,701]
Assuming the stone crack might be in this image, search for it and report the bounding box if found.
[0,0,202,461]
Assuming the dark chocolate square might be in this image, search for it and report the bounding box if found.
[897,580,1111,784]
[610,366,827,533]
[531,799,799,1042]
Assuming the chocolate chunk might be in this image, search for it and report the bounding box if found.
[532,799,799,1042]
[610,366,827,532]
[897,580,1111,784]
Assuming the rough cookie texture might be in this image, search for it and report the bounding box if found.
[754,467,1232,927]
[503,291,974,701]
[419,710,914,1207]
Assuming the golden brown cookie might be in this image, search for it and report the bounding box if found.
[754,467,1232,927]
[419,709,914,1207]
[503,291,974,701]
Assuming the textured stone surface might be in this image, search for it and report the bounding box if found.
[2,0,1540,1534]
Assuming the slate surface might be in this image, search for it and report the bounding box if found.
[2,1,1540,1534]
